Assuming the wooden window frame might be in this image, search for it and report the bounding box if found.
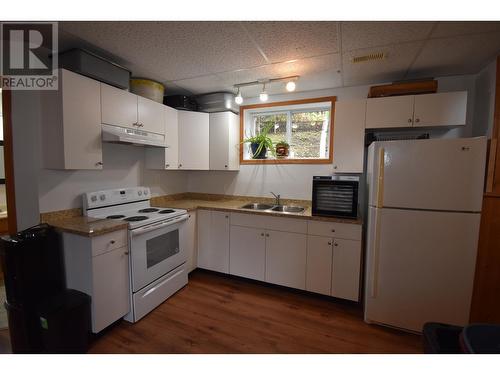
[239,96,336,165]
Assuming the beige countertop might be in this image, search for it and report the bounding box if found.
[152,195,363,225]
[43,215,128,237]
[41,193,362,237]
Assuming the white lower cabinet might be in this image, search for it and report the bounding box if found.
[197,210,230,273]
[181,211,197,272]
[265,230,307,289]
[197,210,362,301]
[306,235,333,295]
[331,238,362,301]
[229,226,266,281]
[62,230,130,333]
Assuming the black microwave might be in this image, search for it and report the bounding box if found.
[312,175,359,219]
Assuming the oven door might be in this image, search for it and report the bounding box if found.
[129,214,189,292]
[312,179,359,218]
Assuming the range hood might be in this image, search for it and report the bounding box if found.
[101,124,166,147]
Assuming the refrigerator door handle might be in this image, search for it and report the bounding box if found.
[376,147,385,208]
[371,209,382,298]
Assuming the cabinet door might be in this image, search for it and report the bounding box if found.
[197,210,230,273]
[61,70,103,170]
[138,96,166,134]
[92,247,130,332]
[365,96,414,129]
[164,106,179,169]
[101,83,138,129]
[265,230,307,290]
[178,111,210,170]
[230,225,266,281]
[413,91,467,127]
[331,239,361,301]
[180,212,197,272]
[332,99,366,173]
[306,236,333,295]
[209,112,240,170]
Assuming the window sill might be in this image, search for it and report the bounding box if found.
[241,158,332,165]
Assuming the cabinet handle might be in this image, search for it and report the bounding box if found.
[96,161,103,166]
[132,122,138,126]
[408,118,412,123]
[328,241,332,245]
[138,123,144,127]
[415,118,420,123]
[261,233,264,236]
[110,240,115,244]
[266,233,269,237]
[333,165,337,169]
[334,243,338,247]
[165,164,170,168]
[225,215,229,219]
[225,165,228,168]
[331,229,336,233]
[124,251,129,255]
[179,164,182,168]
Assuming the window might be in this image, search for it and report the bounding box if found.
[240,97,335,164]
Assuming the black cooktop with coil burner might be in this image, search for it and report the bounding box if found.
[159,209,175,214]
[138,208,160,213]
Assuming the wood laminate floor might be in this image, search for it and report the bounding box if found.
[88,270,422,354]
[0,270,422,354]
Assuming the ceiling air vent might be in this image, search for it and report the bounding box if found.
[351,52,386,64]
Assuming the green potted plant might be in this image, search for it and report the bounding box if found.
[275,140,290,158]
[242,124,276,159]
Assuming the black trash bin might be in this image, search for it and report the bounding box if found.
[0,223,65,353]
[422,322,465,354]
[36,289,91,354]
[461,324,500,354]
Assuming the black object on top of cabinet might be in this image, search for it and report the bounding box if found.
[164,95,198,111]
[0,223,65,308]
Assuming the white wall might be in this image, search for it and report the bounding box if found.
[187,74,479,200]
[472,59,497,138]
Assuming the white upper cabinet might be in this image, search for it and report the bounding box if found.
[365,95,414,129]
[101,83,138,129]
[178,111,210,170]
[332,99,366,173]
[145,105,179,170]
[41,69,103,170]
[366,91,467,129]
[137,96,166,134]
[413,91,467,127]
[209,112,240,171]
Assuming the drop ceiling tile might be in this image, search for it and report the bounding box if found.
[170,74,229,95]
[431,21,500,38]
[215,53,340,87]
[60,21,266,82]
[341,21,435,52]
[342,41,424,87]
[408,31,500,78]
[242,21,339,63]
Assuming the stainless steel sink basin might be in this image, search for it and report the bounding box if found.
[271,205,305,213]
[241,203,274,210]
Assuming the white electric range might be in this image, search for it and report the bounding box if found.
[83,186,189,322]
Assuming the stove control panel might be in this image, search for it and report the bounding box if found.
[83,187,152,211]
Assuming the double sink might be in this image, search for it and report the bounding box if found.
[240,203,305,214]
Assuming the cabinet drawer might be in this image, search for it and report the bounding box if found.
[231,212,307,234]
[307,220,361,240]
[92,230,128,257]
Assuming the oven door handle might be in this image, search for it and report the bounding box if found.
[130,214,189,236]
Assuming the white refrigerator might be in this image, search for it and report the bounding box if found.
[364,137,487,332]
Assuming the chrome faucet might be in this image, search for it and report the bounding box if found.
[270,192,281,206]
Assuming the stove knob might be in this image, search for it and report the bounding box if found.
[138,190,143,196]
[143,190,148,196]
[99,194,106,201]
[90,195,97,202]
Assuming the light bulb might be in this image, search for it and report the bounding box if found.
[286,81,296,92]
[260,84,268,102]
[235,92,243,105]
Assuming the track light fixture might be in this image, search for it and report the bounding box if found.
[233,75,299,104]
